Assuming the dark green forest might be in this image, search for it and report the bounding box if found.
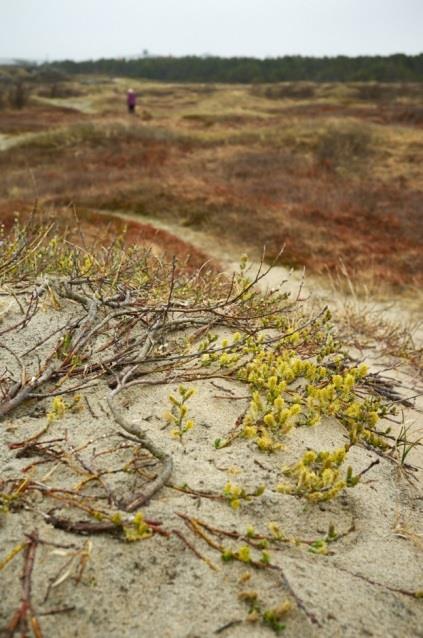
[54,53,423,83]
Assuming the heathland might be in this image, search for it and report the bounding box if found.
[0,72,422,289]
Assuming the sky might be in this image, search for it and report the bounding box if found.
[1,0,422,62]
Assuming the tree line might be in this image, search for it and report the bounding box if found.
[53,54,423,83]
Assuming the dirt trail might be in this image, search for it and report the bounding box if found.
[91,207,423,340]
[0,96,97,152]
[34,95,96,114]
[0,131,35,151]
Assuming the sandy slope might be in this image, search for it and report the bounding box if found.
[0,226,422,638]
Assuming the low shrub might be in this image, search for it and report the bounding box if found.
[252,83,315,100]
[315,122,374,169]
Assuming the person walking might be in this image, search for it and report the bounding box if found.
[127,88,136,114]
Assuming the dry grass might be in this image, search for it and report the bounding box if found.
[338,304,422,371]
[324,262,423,373]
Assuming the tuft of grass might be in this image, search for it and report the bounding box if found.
[393,425,423,467]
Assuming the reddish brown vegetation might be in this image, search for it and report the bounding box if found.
[81,209,220,271]
[0,103,87,134]
[0,81,421,291]
[0,203,218,274]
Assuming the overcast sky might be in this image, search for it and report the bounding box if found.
[1,0,422,61]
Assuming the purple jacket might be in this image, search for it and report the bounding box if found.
[127,92,136,106]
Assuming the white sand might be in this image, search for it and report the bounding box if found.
[0,236,422,638]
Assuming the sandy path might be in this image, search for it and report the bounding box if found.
[0,95,96,152]
[34,95,97,114]
[91,207,423,333]
[0,131,35,151]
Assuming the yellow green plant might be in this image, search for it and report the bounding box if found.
[47,394,82,423]
[277,447,360,502]
[239,589,292,634]
[222,481,265,509]
[164,385,196,440]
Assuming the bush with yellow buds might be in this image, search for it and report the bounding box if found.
[122,513,152,542]
[277,447,360,502]
[223,481,265,509]
[47,394,83,423]
[164,385,196,440]
[239,587,292,635]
